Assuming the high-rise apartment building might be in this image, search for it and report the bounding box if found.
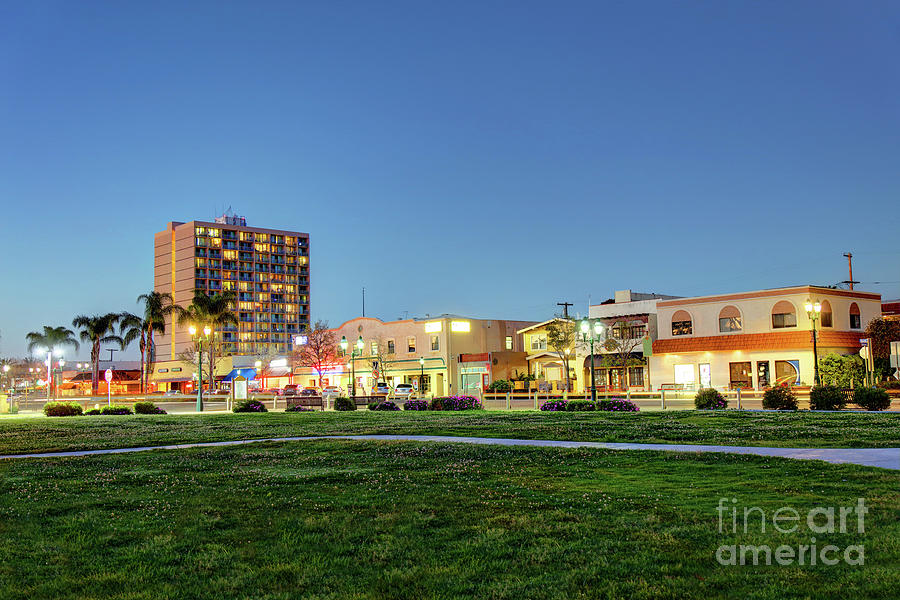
[153,214,310,361]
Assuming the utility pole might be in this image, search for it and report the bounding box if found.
[557,301,573,319]
[106,349,117,362]
[362,287,366,317]
[842,252,858,290]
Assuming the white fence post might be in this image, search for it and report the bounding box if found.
[736,388,741,410]
[661,390,666,410]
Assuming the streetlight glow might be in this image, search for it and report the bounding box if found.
[594,322,603,335]
[203,326,211,336]
[340,336,348,351]
[580,321,589,333]
[189,325,197,335]
[356,336,364,351]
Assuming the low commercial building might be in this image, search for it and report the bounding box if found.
[649,285,881,390]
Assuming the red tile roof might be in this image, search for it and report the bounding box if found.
[653,331,864,354]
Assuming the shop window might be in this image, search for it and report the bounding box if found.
[505,336,513,350]
[628,366,644,387]
[771,301,797,329]
[729,362,753,389]
[671,310,692,336]
[820,300,833,327]
[774,360,800,386]
[718,306,742,332]
[849,303,861,329]
[430,335,440,351]
[407,336,416,353]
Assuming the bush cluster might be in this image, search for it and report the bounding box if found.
[853,387,891,411]
[43,401,83,417]
[486,379,512,392]
[333,397,356,411]
[403,399,429,411]
[285,404,314,412]
[233,399,268,413]
[539,398,640,412]
[762,386,798,410]
[429,396,482,411]
[84,408,102,415]
[539,400,568,411]
[598,398,640,412]
[809,386,847,411]
[134,401,167,415]
[371,400,400,411]
[694,388,728,410]
[101,404,133,415]
[565,399,596,411]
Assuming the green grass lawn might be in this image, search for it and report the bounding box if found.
[0,440,897,599]
[0,410,898,455]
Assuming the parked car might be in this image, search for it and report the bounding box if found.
[393,383,415,398]
[322,386,343,400]
[164,389,181,397]
[283,384,299,397]
[299,387,320,397]
[372,382,392,397]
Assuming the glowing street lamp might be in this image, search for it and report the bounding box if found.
[580,319,605,402]
[419,356,425,397]
[340,335,365,398]
[805,299,823,386]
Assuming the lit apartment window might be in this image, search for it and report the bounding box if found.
[718,306,742,332]
[505,336,513,350]
[671,310,692,336]
[407,336,416,353]
[371,341,378,355]
[430,335,440,351]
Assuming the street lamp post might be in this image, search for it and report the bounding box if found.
[2,364,9,394]
[340,335,364,398]
[580,319,604,402]
[805,299,822,386]
[189,325,211,411]
[419,357,425,397]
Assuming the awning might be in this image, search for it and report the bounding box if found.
[222,368,257,382]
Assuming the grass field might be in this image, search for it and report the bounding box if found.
[1,440,897,599]
[0,410,898,455]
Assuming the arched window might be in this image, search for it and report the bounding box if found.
[820,300,833,327]
[771,300,797,329]
[671,310,692,336]
[718,305,742,332]
[849,302,861,329]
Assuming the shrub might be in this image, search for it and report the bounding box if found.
[565,399,596,411]
[84,408,102,415]
[694,388,727,410]
[134,401,167,415]
[100,404,133,415]
[539,399,568,411]
[334,397,356,411]
[43,401,83,417]
[285,404,314,412]
[762,386,798,410]
[429,396,482,411]
[372,401,400,411]
[367,402,380,411]
[486,379,512,392]
[233,399,268,413]
[853,387,891,411]
[403,399,429,411]
[877,380,900,390]
[809,385,847,411]
[598,398,640,412]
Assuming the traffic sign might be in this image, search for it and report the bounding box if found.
[104,369,113,382]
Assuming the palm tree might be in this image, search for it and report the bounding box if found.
[119,313,147,393]
[25,326,80,356]
[177,291,237,391]
[72,313,124,395]
[133,291,180,392]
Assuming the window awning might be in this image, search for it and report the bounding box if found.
[222,368,257,382]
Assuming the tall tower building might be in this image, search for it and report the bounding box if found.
[153,214,310,361]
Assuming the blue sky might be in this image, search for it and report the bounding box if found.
[1,1,898,359]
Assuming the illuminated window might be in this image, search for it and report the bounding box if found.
[718,306,742,332]
[424,322,442,333]
[671,310,692,336]
[407,336,416,353]
[370,341,378,355]
[450,321,470,332]
[430,335,439,351]
[505,336,513,350]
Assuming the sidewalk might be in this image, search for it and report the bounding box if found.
[1,435,898,470]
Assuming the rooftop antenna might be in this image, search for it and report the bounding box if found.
[842,252,858,290]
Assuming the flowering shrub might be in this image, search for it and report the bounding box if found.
[285,404,314,412]
[539,400,568,411]
[134,401,167,414]
[853,387,891,411]
[403,399,429,411]
[694,388,728,410]
[333,397,356,411]
[100,404,133,415]
[84,408,102,415]
[762,386,798,410]
[43,401,83,417]
[430,396,483,411]
[809,385,846,411]
[233,399,268,413]
[372,401,400,411]
[565,399,596,411]
[367,402,380,411]
[598,398,640,412]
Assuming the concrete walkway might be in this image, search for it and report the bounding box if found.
[1,435,898,470]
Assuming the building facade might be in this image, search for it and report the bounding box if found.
[153,214,310,362]
[649,286,881,390]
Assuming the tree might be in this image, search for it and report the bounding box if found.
[25,326,80,357]
[136,291,180,392]
[603,319,646,390]
[297,320,337,389]
[864,317,900,380]
[72,314,124,395]
[818,353,866,388]
[545,317,576,392]
[177,291,237,391]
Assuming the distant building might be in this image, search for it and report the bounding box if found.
[153,215,310,362]
[650,285,881,390]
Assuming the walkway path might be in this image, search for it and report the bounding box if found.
[1,435,897,470]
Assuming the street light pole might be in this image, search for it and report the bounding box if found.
[805,299,822,386]
[190,325,211,412]
[419,357,425,397]
[580,320,604,402]
[45,350,53,401]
